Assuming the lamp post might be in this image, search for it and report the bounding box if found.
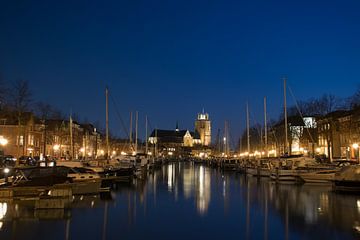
[353,143,359,163]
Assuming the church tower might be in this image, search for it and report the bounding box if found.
[195,110,211,146]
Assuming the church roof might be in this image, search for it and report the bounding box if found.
[150,129,200,142]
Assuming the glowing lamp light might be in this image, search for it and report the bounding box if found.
[0,137,8,146]
[353,143,359,149]
[112,151,116,155]
[316,147,321,153]
[168,152,173,156]
[80,147,85,153]
[3,168,9,174]
[53,144,60,151]
[121,151,127,156]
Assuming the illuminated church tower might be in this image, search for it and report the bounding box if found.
[195,110,211,146]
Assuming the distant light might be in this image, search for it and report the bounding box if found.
[353,143,359,149]
[0,136,8,146]
[168,152,173,156]
[121,151,127,156]
[53,144,60,151]
[3,168,9,174]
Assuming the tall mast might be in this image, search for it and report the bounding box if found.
[135,111,138,154]
[283,77,288,155]
[105,87,110,159]
[129,112,133,151]
[145,115,148,155]
[264,97,268,155]
[70,115,74,159]
[155,128,158,157]
[246,102,250,159]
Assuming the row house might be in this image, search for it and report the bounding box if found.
[0,111,106,159]
[318,108,360,160]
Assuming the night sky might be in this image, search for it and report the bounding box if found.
[1,0,360,144]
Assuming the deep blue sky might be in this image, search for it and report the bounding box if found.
[1,0,360,144]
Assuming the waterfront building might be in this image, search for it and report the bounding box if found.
[317,108,360,161]
[268,115,318,156]
[0,112,44,157]
[148,127,201,156]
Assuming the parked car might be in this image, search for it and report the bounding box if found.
[0,155,16,167]
[18,156,37,166]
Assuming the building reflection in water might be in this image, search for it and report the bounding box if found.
[2,164,360,240]
[0,202,7,230]
[195,165,211,215]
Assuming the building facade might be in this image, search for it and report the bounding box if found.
[194,112,211,146]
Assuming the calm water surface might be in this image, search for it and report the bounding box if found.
[0,163,360,240]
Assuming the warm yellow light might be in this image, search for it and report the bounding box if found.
[100,150,105,155]
[0,202,8,220]
[168,152,173,156]
[121,151,127,156]
[0,137,8,146]
[80,147,85,153]
[316,147,321,153]
[53,144,60,151]
[147,151,152,156]
[353,143,359,149]
[132,151,136,156]
[112,151,116,155]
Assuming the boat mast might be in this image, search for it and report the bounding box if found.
[135,111,138,154]
[264,96,268,156]
[155,128,158,157]
[70,115,74,159]
[283,77,288,155]
[129,111,133,152]
[246,102,250,159]
[145,115,148,155]
[105,87,110,159]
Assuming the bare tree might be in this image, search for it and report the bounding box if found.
[0,74,8,110]
[11,79,32,118]
[11,80,32,159]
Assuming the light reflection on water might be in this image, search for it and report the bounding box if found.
[0,163,359,240]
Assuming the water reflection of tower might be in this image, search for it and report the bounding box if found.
[195,165,211,215]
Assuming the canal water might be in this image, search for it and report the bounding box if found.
[0,163,360,240]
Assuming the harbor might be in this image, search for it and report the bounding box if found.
[2,0,360,239]
[0,161,359,240]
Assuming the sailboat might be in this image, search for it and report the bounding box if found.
[269,78,317,182]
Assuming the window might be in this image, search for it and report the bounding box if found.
[28,135,34,146]
[17,135,24,146]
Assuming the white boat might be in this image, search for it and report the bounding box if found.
[333,165,360,192]
[270,156,318,182]
[61,167,102,195]
[298,169,336,184]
